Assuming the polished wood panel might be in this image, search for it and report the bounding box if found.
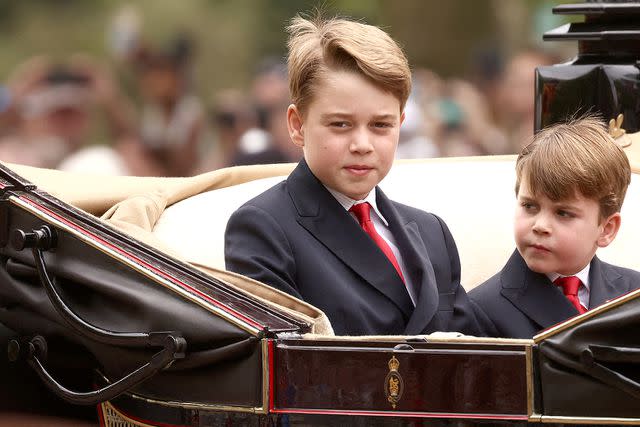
[274,340,528,417]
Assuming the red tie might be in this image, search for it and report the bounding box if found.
[553,276,587,314]
[350,202,405,283]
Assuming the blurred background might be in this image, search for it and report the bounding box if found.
[0,0,577,177]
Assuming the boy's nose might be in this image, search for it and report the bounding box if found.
[349,128,374,153]
[532,214,551,234]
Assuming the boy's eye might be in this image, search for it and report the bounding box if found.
[521,202,536,210]
[372,121,392,129]
[330,121,349,128]
[557,209,574,218]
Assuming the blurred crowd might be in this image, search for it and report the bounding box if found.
[0,27,559,177]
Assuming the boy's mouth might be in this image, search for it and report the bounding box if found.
[344,165,373,175]
[530,243,551,252]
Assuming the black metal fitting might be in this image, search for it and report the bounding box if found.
[11,225,57,251]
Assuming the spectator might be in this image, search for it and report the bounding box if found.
[494,47,557,152]
[410,69,507,158]
[445,78,509,155]
[231,57,302,166]
[395,95,439,159]
[198,88,258,171]
[131,33,206,176]
[0,55,136,169]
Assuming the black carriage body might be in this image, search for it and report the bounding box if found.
[0,164,304,420]
[536,63,640,134]
[535,3,640,133]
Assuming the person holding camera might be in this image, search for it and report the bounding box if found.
[0,55,137,171]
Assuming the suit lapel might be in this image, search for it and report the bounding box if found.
[588,256,624,308]
[500,250,578,330]
[288,161,413,318]
[376,189,439,334]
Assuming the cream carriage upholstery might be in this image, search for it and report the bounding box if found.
[9,152,640,291]
[150,155,640,291]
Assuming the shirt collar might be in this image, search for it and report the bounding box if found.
[324,186,389,226]
[547,263,591,290]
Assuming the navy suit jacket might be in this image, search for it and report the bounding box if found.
[470,250,640,339]
[224,160,483,336]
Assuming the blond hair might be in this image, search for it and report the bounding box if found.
[286,14,411,115]
[515,116,631,220]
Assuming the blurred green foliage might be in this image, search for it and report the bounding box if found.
[0,0,573,102]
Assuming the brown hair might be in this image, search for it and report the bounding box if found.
[286,14,411,115]
[515,116,631,220]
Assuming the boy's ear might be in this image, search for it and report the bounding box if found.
[597,212,622,248]
[400,110,405,125]
[287,104,305,147]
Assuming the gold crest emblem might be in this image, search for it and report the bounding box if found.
[609,113,632,148]
[384,355,403,409]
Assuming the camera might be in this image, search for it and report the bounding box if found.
[45,66,90,86]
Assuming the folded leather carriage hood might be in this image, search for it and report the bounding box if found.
[535,290,640,418]
[0,164,309,409]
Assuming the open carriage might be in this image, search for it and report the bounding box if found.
[2,146,640,426]
[3,2,640,426]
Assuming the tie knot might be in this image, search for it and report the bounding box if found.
[349,202,372,225]
[554,276,581,297]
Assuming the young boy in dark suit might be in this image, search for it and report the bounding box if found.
[470,117,640,339]
[224,15,482,336]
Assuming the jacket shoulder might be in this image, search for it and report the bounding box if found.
[469,272,503,305]
[600,260,640,282]
[235,179,288,212]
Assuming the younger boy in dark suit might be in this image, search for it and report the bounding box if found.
[224,15,482,336]
[470,117,640,339]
